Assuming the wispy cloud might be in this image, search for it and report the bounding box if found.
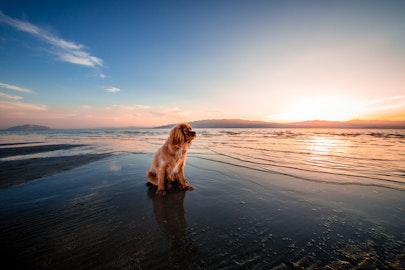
[0,92,23,100]
[362,96,405,105]
[58,51,103,67]
[105,87,120,93]
[104,104,151,110]
[0,11,103,68]
[0,100,47,111]
[362,96,405,112]
[0,82,34,93]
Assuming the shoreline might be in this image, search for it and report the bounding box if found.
[1,144,404,269]
[0,143,112,188]
[0,153,113,188]
[0,143,88,158]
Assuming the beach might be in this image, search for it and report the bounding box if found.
[0,143,112,188]
[1,129,404,269]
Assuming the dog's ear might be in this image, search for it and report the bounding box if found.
[169,125,184,145]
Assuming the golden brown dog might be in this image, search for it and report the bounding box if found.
[147,123,196,196]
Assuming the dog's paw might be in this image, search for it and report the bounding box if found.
[166,182,173,190]
[156,189,166,196]
[183,185,195,191]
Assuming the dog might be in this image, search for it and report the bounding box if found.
[147,123,196,196]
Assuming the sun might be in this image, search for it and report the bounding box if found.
[275,96,359,122]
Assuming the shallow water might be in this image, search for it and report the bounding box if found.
[3,128,403,190]
[193,128,405,191]
[0,128,404,269]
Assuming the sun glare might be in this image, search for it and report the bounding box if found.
[275,96,359,122]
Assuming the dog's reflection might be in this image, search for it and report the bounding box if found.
[147,184,200,266]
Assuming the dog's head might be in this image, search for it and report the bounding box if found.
[169,123,196,146]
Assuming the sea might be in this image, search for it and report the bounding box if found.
[1,128,404,191]
[1,127,405,269]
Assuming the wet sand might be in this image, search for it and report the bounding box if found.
[0,144,87,158]
[0,144,112,188]
[0,149,404,269]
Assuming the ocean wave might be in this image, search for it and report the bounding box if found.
[192,154,405,192]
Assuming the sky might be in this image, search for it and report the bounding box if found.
[1,0,405,128]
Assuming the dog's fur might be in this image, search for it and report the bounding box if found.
[147,123,196,196]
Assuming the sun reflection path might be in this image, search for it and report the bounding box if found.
[305,134,352,171]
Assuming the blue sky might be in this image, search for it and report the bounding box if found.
[1,0,405,128]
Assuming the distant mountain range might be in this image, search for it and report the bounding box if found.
[3,119,405,130]
[156,119,405,129]
[5,124,51,131]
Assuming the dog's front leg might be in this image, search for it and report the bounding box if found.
[156,168,166,196]
[178,163,194,190]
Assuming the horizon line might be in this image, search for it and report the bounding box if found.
[3,118,405,130]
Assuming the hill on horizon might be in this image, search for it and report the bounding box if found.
[156,119,405,129]
[5,124,51,131]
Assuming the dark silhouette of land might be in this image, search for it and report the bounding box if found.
[156,119,405,129]
[3,119,405,130]
[6,124,51,131]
